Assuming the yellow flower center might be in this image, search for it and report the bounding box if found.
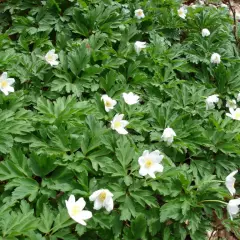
[99,192,107,202]
[47,55,54,61]
[105,100,112,107]
[145,159,153,168]
[137,10,143,16]
[1,81,8,88]
[235,112,240,119]
[178,9,183,15]
[114,121,121,128]
[71,205,81,216]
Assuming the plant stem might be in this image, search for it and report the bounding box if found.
[199,200,227,205]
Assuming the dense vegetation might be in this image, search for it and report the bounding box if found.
[0,0,240,239]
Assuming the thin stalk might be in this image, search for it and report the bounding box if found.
[199,200,227,205]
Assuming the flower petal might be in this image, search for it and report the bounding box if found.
[154,163,164,173]
[78,210,92,220]
[94,198,103,210]
[148,170,156,178]
[89,190,102,201]
[104,197,114,212]
[75,197,86,211]
[66,195,75,210]
[121,120,129,127]
[139,166,148,176]
[1,72,7,80]
[138,156,145,165]
[7,78,15,85]
[72,215,87,225]
[6,86,14,93]
[115,127,128,135]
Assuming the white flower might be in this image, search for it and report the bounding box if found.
[226,108,240,120]
[210,53,221,64]
[205,94,219,110]
[236,13,240,20]
[101,94,117,112]
[220,3,228,8]
[134,9,145,19]
[178,7,187,19]
[225,170,238,196]
[65,195,92,225]
[111,114,129,135]
[0,72,15,96]
[161,127,176,145]
[209,4,217,9]
[199,0,204,5]
[227,198,240,220]
[237,93,240,102]
[226,99,237,109]
[138,150,164,178]
[122,92,139,105]
[201,28,210,37]
[191,4,197,9]
[89,189,114,212]
[134,41,147,55]
[45,49,59,66]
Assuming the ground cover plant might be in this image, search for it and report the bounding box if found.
[0,0,240,239]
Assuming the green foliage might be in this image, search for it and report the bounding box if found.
[0,0,239,239]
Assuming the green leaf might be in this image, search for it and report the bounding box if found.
[38,205,54,234]
[115,137,135,169]
[131,214,147,240]
[68,45,90,76]
[1,201,39,238]
[160,200,182,222]
[51,209,73,234]
[0,148,31,181]
[5,178,39,202]
[30,153,56,177]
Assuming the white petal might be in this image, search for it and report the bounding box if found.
[112,100,117,106]
[6,86,14,93]
[116,114,124,121]
[52,53,58,59]
[138,156,145,166]
[1,72,7,80]
[154,155,164,163]
[139,166,148,176]
[230,108,235,115]
[115,127,128,135]
[89,190,102,201]
[1,89,9,95]
[7,78,15,85]
[51,60,59,66]
[148,170,156,178]
[72,215,87,225]
[66,195,75,210]
[226,113,233,119]
[153,163,164,173]
[226,181,236,196]
[105,106,111,112]
[226,170,238,179]
[75,197,86,211]
[104,197,114,212]
[121,120,129,127]
[142,150,149,157]
[105,189,114,197]
[94,198,103,210]
[78,210,92,220]
[101,94,108,101]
